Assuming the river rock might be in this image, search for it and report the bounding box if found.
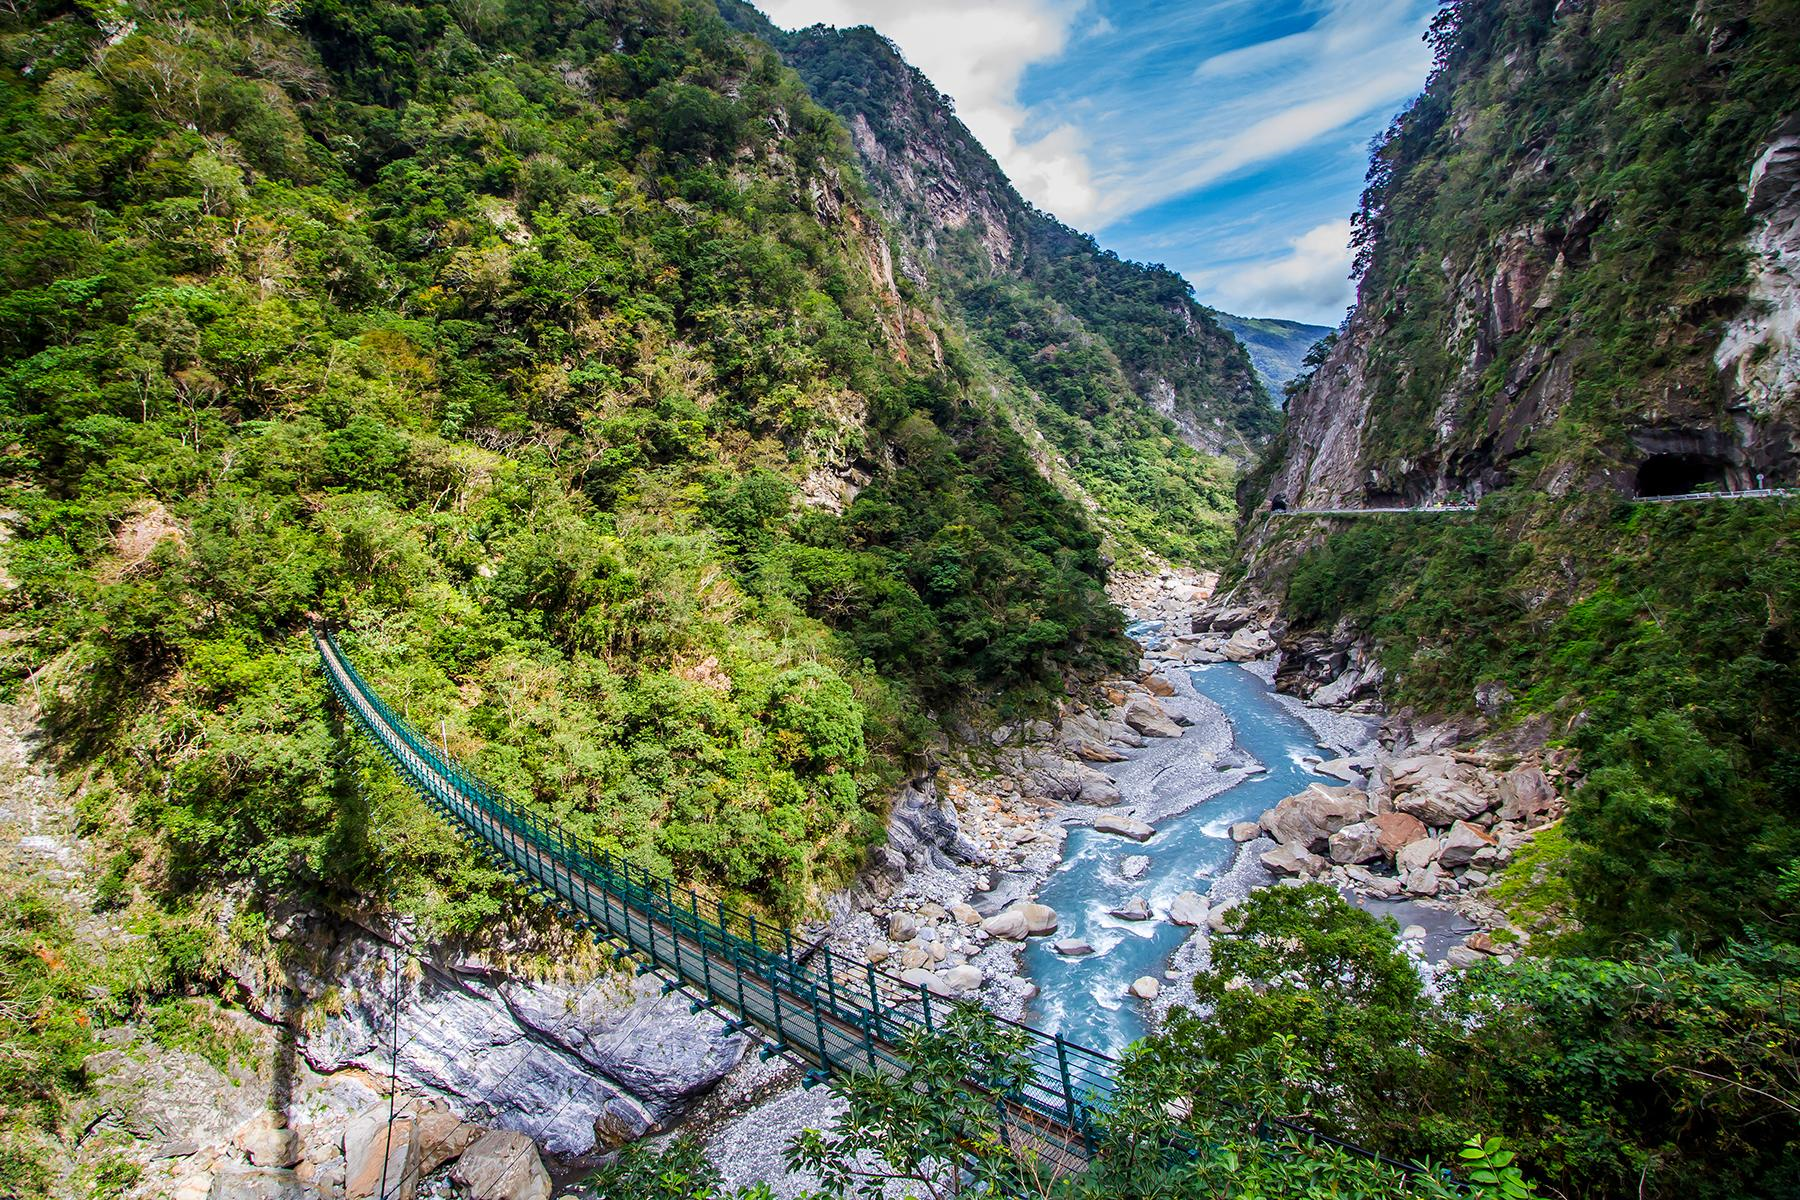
[1344,865,1403,898]
[1326,821,1385,864]
[1370,812,1428,855]
[451,1129,551,1200]
[1260,785,1369,851]
[1396,837,1442,873]
[898,945,931,970]
[1073,741,1127,763]
[1207,903,1239,932]
[1445,946,1485,969]
[1437,820,1497,869]
[1497,764,1558,823]
[1110,896,1152,921]
[1120,855,1150,880]
[948,902,981,925]
[887,913,918,942]
[940,965,984,994]
[1386,754,1458,789]
[1093,814,1155,841]
[1402,865,1443,897]
[982,902,1057,940]
[1122,698,1184,738]
[899,967,947,995]
[1261,843,1326,877]
[864,942,890,965]
[1129,976,1161,1000]
[1143,675,1177,697]
[1168,891,1209,927]
[1314,756,1367,784]
[1053,938,1094,956]
[1396,780,1490,827]
[1228,821,1261,842]
[1219,627,1273,662]
[345,1106,419,1200]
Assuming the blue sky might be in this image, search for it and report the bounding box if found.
[755,0,1440,325]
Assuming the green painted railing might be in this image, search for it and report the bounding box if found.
[314,626,1114,1170]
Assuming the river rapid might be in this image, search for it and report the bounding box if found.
[1021,620,1364,1057]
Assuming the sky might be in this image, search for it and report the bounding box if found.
[754,0,1441,326]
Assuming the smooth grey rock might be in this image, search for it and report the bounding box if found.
[1437,820,1497,869]
[1402,865,1443,897]
[1167,891,1209,927]
[1052,938,1094,956]
[940,965,984,995]
[1396,837,1442,874]
[1327,821,1385,864]
[1093,814,1155,841]
[1228,821,1261,842]
[1122,697,1183,738]
[887,913,919,942]
[451,1129,552,1200]
[1261,842,1326,877]
[1129,976,1161,1000]
[1110,896,1152,921]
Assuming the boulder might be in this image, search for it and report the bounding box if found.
[1401,865,1442,897]
[1093,814,1156,841]
[864,942,890,965]
[415,1108,481,1174]
[1206,903,1239,933]
[1314,756,1367,784]
[939,965,984,995]
[1122,698,1184,738]
[1120,855,1150,881]
[1073,741,1127,763]
[1344,865,1403,898]
[899,967,949,995]
[1261,843,1326,877]
[981,902,1057,940]
[1053,938,1094,956]
[1437,820,1497,869]
[1395,837,1442,874]
[1326,821,1384,864]
[592,1097,654,1151]
[1143,675,1176,697]
[234,1112,302,1170]
[887,913,919,942]
[1386,754,1458,789]
[1445,946,1485,969]
[1167,891,1209,927]
[345,1107,420,1200]
[1129,976,1161,1000]
[948,902,981,925]
[898,945,932,971]
[1396,781,1490,827]
[1497,765,1558,823]
[451,1130,552,1200]
[1259,785,1370,851]
[1110,896,1152,921]
[1370,812,1427,856]
[1228,821,1261,843]
[1218,627,1273,662]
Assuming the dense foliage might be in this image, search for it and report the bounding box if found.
[594,1001,1538,1200]
[0,0,1131,940]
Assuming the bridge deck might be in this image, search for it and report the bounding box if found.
[315,628,1105,1177]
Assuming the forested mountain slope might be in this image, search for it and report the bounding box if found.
[1211,313,1333,400]
[0,0,1139,950]
[718,4,1270,563]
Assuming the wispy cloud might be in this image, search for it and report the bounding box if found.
[754,0,1436,321]
[757,0,1102,220]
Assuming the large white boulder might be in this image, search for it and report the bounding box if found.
[1168,891,1210,927]
[1093,814,1156,841]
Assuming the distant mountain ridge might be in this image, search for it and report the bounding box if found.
[1211,313,1333,401]
[716,3,1269,563]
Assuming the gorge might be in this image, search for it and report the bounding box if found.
[2,1,1797,1199]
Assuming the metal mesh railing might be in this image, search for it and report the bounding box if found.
[314,627,1115,1167]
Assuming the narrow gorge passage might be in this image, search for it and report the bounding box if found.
[1021,624,1341,1057]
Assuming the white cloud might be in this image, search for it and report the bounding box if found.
[755,0,1103,222]
[1191,218,1356,322]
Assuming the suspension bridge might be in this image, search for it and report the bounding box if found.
[314,625,1114,1178]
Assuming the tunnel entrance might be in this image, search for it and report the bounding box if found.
[1634,452,1728,498]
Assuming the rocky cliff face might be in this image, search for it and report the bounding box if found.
[718,5,1273,464]
[1264,0,1800,513]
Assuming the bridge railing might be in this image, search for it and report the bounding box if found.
[314,627,1117,1148]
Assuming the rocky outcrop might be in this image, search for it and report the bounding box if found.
[1716,114,1800,428]
[240,911,747,1157]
